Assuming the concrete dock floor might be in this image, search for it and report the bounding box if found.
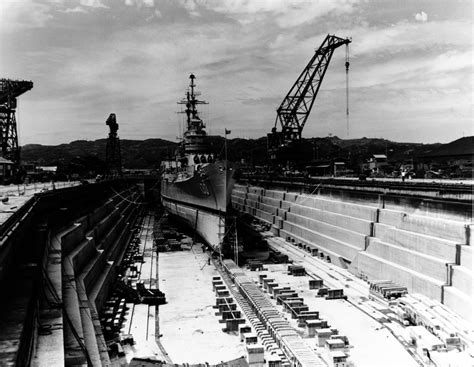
[256,263,419,367]
[159,248,247,364]
[118,215,168,364]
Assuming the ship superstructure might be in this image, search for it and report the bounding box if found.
[161,74,234,251]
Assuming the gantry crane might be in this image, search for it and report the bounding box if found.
[267,34,351,163]
[0,79,33,167]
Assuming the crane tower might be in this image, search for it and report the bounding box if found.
[105,113,122,176]
[268,34,351,163]
[0,79,33,167]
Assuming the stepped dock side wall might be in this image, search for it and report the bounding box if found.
[232,184,473,322]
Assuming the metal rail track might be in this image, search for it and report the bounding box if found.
[219,259,326,367]
[267,236,426,366]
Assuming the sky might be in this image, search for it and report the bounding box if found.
[0,0,472,145]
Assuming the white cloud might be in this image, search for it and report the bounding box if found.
[0,0,53,31]
[60,6,88,13]
[179,0,201,17]
[415,11,428,22]
[351,49,472,90]
[3,0,471,144]
[125,0,155,7]
[178,0,359,26]
[352,20,471,57]
[80,0,109,9]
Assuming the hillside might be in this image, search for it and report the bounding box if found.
[20,135,445,174]
[22,138,177,169]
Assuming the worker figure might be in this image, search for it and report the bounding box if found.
[401,169,406,182]
[208,257,211,265]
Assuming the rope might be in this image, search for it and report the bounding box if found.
[277,181,322,213]
[110,187,147,206]
[109,176,162,206]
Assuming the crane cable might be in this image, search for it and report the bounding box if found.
[345,43,350,138]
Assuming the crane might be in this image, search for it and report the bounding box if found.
[105,113,122,176]
[267,34,351,163]
[0,79,33,168]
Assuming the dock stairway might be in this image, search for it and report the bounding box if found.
[232,183,473,322]
[35,187,142,366]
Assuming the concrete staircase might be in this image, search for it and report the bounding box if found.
[35,188,140,366]
[232,184,472,322]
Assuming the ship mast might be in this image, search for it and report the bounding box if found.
[178,74,208,134]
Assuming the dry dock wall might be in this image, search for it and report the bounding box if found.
[59,189,140,366]
[232,184,473,322]
[0,180,142,366]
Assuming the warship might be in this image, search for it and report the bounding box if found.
[161,74,235,250]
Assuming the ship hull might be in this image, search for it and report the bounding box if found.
[161,161,234,250]
[162,199,222,248]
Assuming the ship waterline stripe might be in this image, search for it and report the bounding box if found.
[161,193,226,217]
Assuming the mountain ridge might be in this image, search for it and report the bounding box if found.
[20,135,462,172]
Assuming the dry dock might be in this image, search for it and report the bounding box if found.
[0,177,472,366]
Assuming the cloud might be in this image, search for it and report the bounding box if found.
[60,6,88,13]
[0,0,53,31]
[125,0,155,7]
[177,0,359,26]
[79,0,108,9]
[350,50,472,91]
[415,11,428,22]
[2,0,472,144]
[352,20,471,57]
[179,0,201,17]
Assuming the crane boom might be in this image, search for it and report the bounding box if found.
[268,34,351,159]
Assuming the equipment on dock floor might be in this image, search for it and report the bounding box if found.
[288,264,306,276]
[0,78,33,171]
[325,288,347,300]
[115,279,142,303]
[267,34,351,165]
[136,281,166,305]
[369,279,408,304]
[269,250,289,263]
